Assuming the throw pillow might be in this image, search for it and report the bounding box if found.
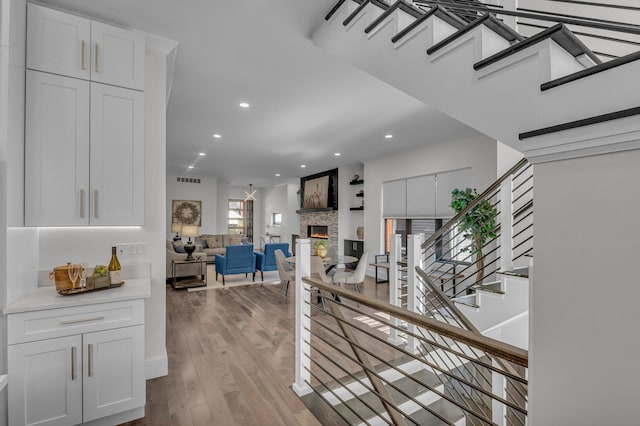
[205,236,220,248]
[173,241,186,253]
[195,237,208,249]
[228,235,242,246]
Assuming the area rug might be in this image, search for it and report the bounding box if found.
[188,266,282,292]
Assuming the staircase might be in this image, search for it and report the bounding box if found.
[313,0,640,151]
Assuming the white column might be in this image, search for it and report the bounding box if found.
[406,234,423,354]
[292,238,312,396]
[524,117,640,425]
[387,234,404,346]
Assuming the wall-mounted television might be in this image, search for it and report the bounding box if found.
[300,168,338,211]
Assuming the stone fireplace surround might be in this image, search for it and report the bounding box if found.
[299,211,338,252]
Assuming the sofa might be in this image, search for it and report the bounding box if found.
[196,234,247,263]
[166,240,207,279]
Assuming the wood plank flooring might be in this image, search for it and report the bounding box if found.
[121,274,391,426]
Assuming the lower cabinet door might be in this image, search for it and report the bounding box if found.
[8,335,83,426]
[82,325,145,421]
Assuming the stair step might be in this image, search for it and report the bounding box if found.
[474,23,601,71]
[497,266,529,278]
[472,280,504,295]
[332,369,441,424]
[405,398,466,426]
[452,294,479,309]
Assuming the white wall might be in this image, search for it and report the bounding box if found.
[364,135,497,259]
[166,174,217,238]
[35,47,170,380]
[261,183,298,250]
[530,149,640,425]
[497,140,524,176]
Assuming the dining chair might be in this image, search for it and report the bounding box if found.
[274,249,295,300]
[332,251,368,292]
[310,255,334,310]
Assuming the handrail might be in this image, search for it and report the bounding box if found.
[421,157,528,251]
[302,275,529,367]
[412,0,640,35]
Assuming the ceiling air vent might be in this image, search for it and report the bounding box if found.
[177,177,201,184]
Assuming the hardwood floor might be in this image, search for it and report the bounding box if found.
[122,273,391,426]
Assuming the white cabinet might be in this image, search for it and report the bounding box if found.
[27,3,145,90]
[25,70,144,226]
[90,83,145,225]
[8,336,82,426]
[7,299,146,426]
[25,70,90,226]
[90,21,145,91]
[27,4,91,80]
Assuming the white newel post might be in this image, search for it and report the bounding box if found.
[499,177,514,273]
[388,234,404,346]
[492,360,507,426]
[406,234,424,354]
[292,238,312,396]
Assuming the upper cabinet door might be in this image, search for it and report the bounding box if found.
[25,71,90,226]
[91,21,145,91]
[27,3,91,80]
[90,83,145,226]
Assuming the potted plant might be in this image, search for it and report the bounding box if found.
[450,188,497,288]
[314,240,329,258]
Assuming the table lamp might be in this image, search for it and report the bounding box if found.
[181,225,200,261]
[171,222,182,241]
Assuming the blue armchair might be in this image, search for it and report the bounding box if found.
[255,243,291,281]
[215,244,256,285]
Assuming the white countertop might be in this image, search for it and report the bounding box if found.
[3,278,151,315]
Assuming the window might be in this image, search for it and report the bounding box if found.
[272,212,282,226]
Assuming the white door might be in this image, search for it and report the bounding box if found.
[89,83,145,225]
[8,336,82,426]
[27,3,91,80]
[91,21,145,90]
[83,325,145,422]
[25,70,90,226]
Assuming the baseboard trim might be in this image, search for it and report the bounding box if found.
[146,349,168,379]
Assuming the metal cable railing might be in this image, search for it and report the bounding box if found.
[407,0,640,60]
[300,275,528,425]
[419,158,532,300]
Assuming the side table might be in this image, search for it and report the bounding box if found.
[171,259,207,290]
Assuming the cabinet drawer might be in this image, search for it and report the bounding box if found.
[8,299,144,345]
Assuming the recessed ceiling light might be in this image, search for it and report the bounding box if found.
[300,164,306,168]
[334,152,341,156]
[239,102,250,108]
[385,134,393,139]
[275,173,281,177]
[213,134,222,138]
[188,166,194,169]
[198,152,206,156]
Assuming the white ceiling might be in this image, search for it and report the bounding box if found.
[37,0,481,187]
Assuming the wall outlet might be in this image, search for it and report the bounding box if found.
[115,243,146,256]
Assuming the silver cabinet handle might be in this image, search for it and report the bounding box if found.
[88,344,93,377]
[60,316,105,325]
[95,43,99,72]
[93,190,98,218]
[81,40,86,70]
[71,346,77,380]
[79,189,85,218]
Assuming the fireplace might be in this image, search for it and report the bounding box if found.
[308,225,329,240]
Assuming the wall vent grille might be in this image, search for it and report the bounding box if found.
[177,177,201,184]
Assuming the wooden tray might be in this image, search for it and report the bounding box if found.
[57,281,125,296]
